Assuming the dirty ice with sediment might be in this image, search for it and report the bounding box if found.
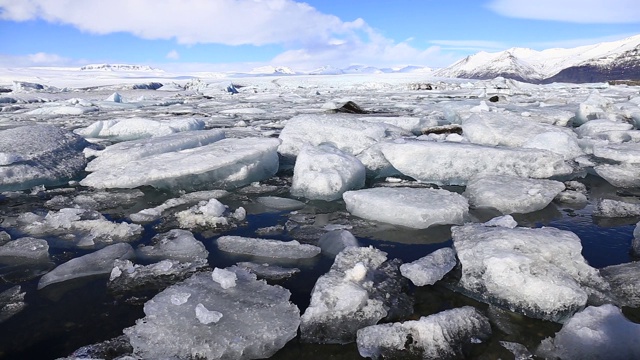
[0,68,639,359]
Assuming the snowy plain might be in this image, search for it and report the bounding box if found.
[0,67,639,359]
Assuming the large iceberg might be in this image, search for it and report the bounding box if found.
[38,243,135,289]
[464,175,565,214]
[0,125,89,191]
[291,144,366,201]
[381,140,574,186]
[537,305,640,360]
[462,112,574,147]
[343,187,469,229]
[124,267,300,359]
[81,137,281,191]
[356,306,491,359]
[75,117,205,141]
[85,129,225,172]
[278,114,408,159]
[300,246,412,344]
[452,224,609,322]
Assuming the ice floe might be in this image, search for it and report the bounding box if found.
[537,305,640,360]
[300,246,412,344]
[343,187,469,229]
[81,137,281,191]
[464,175,565,214]
[593,198,640,217]
[0,286,26,323]
[381,140,575,186]
[356,306,491,359]
[0,237,49,263]
[600,261,640,307]
[123,267,300,359]
[216,235,320,259]
[75,117,205,141]
[399,247,457,286]
[136,229,208,262]
[38,243,135,289]
[129,189,228,223]
[452,224,609,322]
[291,144,366,201]
[0,125,89,191]
[108,258,208,294]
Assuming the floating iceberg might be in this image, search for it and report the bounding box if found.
[38,243,135,289]
[399,247,457,286]
[381,141,574,186]
[291,144,366,201]
[108,258,208,294]
[600,262,640,307]
[80,137,281,191]
[343,187,469,229]
[129,190,228,223]
[318,229,359,257]
[300,246,412,344]
[593,198,640,218]
[452,224,608,322]
[255,196,306,211]
[594,164,640,188]
[175,199,245,229]
[216,236,320,259]
[537,305,640,360]
[75,117,205,141]
[85,129,225,172]
[17,208,143,248]
[464,175,565,214]
[0,286,26,323]
[278,114,408,159]
[124,267,300,359]
[356,306,491,359]
[0,125,89,191]
[236,262,300,281]
[136,229,208,262]
[0,237,49,263]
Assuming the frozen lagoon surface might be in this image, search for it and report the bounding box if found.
[0,71,639,359]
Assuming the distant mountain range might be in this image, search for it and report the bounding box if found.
[80,64,162,72]
[73,35,640,83]
[433,34,640,83]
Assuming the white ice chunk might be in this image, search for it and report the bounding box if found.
[38,243,135,289]
[75,117,205,141]
[381,141,574,186]
[400,247,457,286]
[291,145,366,201]
[573,91,612,126]
[105,92,122,103]
[195,303,223,324]
[278,114,408,159]
[318,230,359,257]
[17,208,142,248]
[85,130,225,172]
[523,131,584,160]
[217,236,321,259]
[80,137,280,191]
[483,215,518,228]
[594,163,640,188]
[593,198,640,218]
[175,198,229,229]
[211,267,237,289]
[0,286,26,323]
[124,268,300,359]
[537,305,640,360]
[0,237,49,263]
[574,119,633,138]
[129,190,228,223]
[356,306,491,360]
[343,187,469,229]
[137,229,208,262]
[256,196,306,211]
[593,142,640,164]
[108,259,208,293]
[462,113,574,148]
[452,224,609,322]
[600,261,640,307]
[0,125,88,191]
[300,246,411,344]
[360,116,432,134]
[464,175,565,214]
[26,106,98,116]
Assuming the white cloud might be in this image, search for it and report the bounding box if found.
[0,52,75,67]
[487,0,640,23]
[429,39,508,50]
[0,0,363,46]
[166,49,180,60]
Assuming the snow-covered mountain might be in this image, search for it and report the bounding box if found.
[80,64,162,72]
[434,34,640,83]
[248,66,298,75]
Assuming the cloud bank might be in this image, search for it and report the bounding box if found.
[487,0,640,23]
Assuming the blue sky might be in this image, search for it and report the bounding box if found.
[1,0,639,71]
